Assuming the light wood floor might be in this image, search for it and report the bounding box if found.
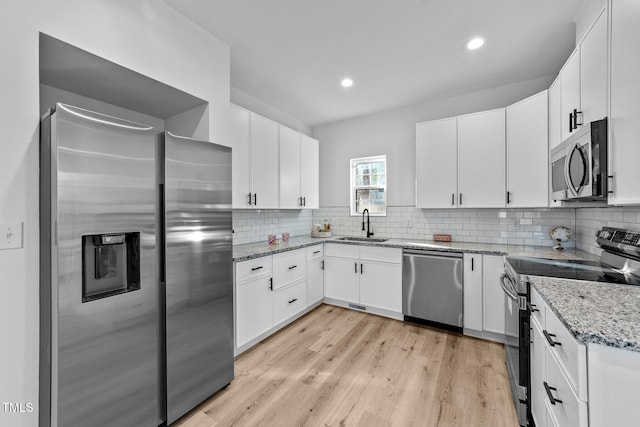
[176,304,519,427]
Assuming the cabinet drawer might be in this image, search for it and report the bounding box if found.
[306,244,324,261]
[236,256,273,283]
[544,307,588,401]
[359,246,401,263]
[530,288,547,329]
[273,249,307,289]
[272,280,307,326]
[545,350,589,427]
[325,243,359,258]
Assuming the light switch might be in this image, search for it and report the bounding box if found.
[0,223,23,250]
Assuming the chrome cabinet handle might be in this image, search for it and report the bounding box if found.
[313,250,321,254]
[459,193,462,205]
[269,277,273,291]
[355,262,357,273]
[248,193,252,205]
[251,266,263,271]
[288,265,298,270]
[303,196,306,206]
[451,193,454,206]
[543,382,563,405]
[253,193,257,205]
[288,298,298,304]
[543,330,562,347]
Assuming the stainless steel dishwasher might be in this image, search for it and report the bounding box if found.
[402,250,463,331]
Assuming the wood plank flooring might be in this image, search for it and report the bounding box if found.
[176,304,519,427]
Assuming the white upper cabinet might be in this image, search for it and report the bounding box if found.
[548,77,562,152]
[559,7,608,143]
[230,104,319,209]
[580,7,608,125]
[230,104,251,209]
[300,134,319,209]
[457,109,506,208]
[416,118,458,208]
[279,126,319,209]
[609,0,640,205]
[250,114,279,209]
[229,104,279,209]
[279,125,302,209]
[560,50,581,142]
[506,90,549,208]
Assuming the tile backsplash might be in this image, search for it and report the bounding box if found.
[233,204,640,252]
[232,209,313,245]
[313,206,576,247]
[575,206,640,255]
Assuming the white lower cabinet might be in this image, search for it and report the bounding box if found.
[359,260,402,312]
[236,273,273,348]
[482,255,506,335]
[272,279,307,327]
[235,247,322,354]
[324,243,402,318]
[306,245,324,305]
[463,253,483,332]
[530,288,588,427]
[463,254,505,340]
[324,255,359,304]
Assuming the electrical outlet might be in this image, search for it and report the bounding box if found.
[0,223,23,250]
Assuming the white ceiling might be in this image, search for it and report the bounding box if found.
[164,0,584,127]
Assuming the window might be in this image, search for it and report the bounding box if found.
[350,155,386,216]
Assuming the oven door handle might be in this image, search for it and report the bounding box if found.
[500,274,519,301]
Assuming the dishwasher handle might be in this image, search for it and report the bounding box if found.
[403,250,463,258]
[500,274,519,301]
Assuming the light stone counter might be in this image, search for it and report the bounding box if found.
[531,276,640,352]
[233,235,597,262]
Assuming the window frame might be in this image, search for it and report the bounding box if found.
[349,154,387,216]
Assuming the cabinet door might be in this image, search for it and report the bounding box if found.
[531,319,547,427]
[359,261,402,313]
[560,51,581,142]
[506,91,549,208]
[458,109,506,208]
[548,77,562,152]
[236,276,273,348]
[307,259,324,305]
[580,8,608,125]
[416,118,458,208]
[279,125,301,209]
[324,256,359,304]
[463,254,483,331]
[482,255,505,335]
[250,113,279,208]
[300,134,319,209]
[230,104,251,208]
[609,0,640,205]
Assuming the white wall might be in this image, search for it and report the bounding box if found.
[0,2,230,426]
[312,76,553,208]
[231,86,312,136]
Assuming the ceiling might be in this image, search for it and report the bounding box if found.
[164,0,584,127]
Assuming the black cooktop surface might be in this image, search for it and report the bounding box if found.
[505,256,636,285]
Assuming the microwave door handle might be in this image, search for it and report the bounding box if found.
[565,143,581,197]
[499,274,519,301]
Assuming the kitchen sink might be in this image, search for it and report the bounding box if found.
[337,237,388,243]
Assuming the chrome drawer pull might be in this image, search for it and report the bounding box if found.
[543,382,563,405]
[288,298,298,304]
[313,250,321,254]
[251,266,263,271]
[543,330,562,347]
[288,265,298,270]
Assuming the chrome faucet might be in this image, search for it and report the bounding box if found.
[362,208,374,238]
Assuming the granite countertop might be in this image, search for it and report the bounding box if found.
[233,235,597,262]
[531,276,640,352]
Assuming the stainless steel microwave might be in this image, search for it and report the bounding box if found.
[550,118,608,202]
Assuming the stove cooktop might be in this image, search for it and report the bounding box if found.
[505,256,638,286]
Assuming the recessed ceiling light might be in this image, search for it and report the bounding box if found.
[466,37,485,50]
[341,78,354,88]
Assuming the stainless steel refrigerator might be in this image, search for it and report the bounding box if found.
[39,103,233,427]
